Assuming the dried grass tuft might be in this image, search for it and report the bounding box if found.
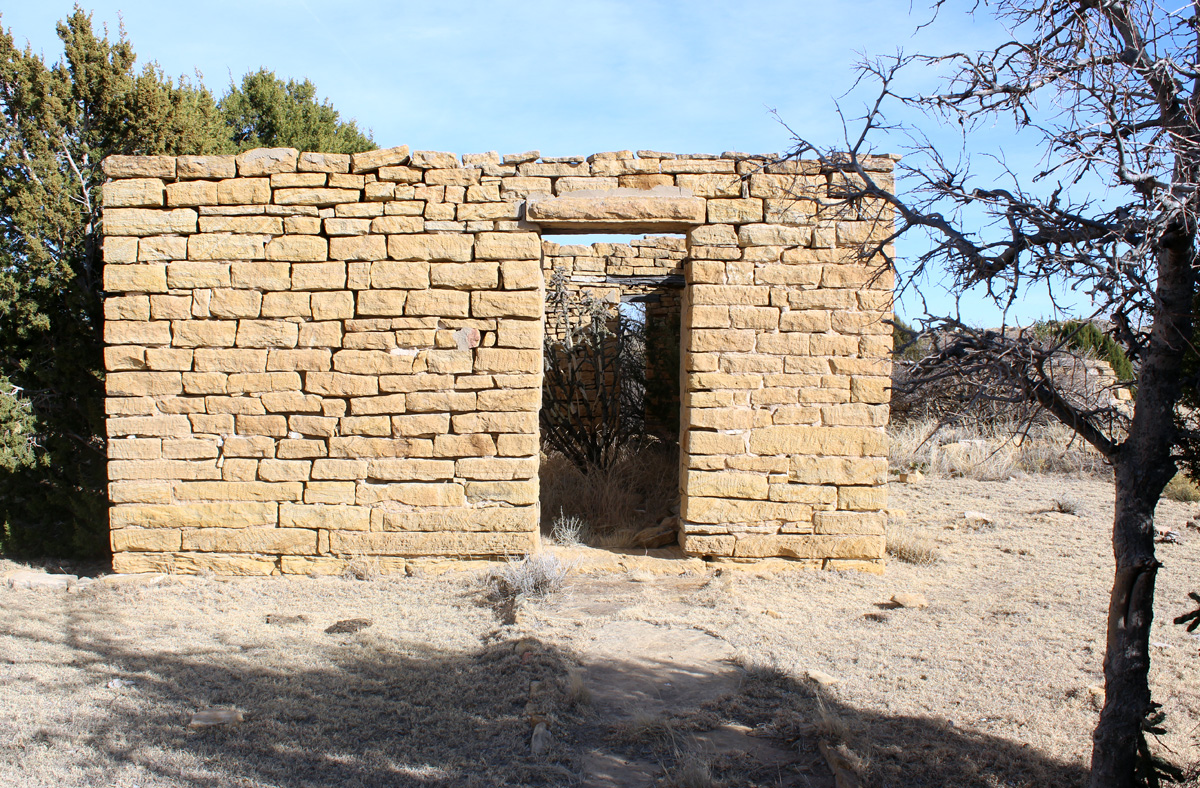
[487,554,571,605]
[549,509,589,546]
[566,668,591,707]
[670,755,716,788]
[889,418,1109,480]
[1163,472,1200,502]
[886,525,940,565]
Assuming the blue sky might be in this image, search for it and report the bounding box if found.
[3,1,1092,326]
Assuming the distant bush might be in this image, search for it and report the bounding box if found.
[1037,320,1135,382]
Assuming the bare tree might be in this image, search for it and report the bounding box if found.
[779,2,1200,785]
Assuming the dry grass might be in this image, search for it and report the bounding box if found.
[889,418,1110,479]
[1163,472,1200,502]
[539,440,678,548]
[886,524,940,565]
[3,474,1199,786]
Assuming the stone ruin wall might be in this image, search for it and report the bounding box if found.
[100,145,894,575]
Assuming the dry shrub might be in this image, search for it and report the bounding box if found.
[886,524,939,565]
[1163,472,1200,502]
[539,440,678,548]
[487,554,571,605]
[889,418,1108,480]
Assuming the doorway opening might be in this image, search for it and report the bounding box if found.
[538,233,684,551]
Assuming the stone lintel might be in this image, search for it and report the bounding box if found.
[526,187,706,232]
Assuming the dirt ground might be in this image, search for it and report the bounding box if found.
[3,474,1200,787]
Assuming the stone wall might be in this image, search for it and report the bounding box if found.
[101,146,894,574]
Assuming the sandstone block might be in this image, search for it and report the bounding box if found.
[188,234,266,261]
[329,234,386,261]
[311,459,368,480]
[292,261,347,290]
[496,319,542,348]
[527,190,706,231]
[351,145,411,173]
[820,506,888,532]
[374,507,538,533]
[275,188,361,207]
[304,482,356,505]
[455,456,537,480]
[104,236,139,263]
[430,262,498,290]
[105,208,197,237]
[299,152,351,173]
[354,482,465,506]
[217,178,271,205]
[266,235,328,261]
[137,236,188,262]
[473,348,539,374]
[790,456,888,485]
[111,528,182,552]
[193,348,268,372]
[110,502,278,528]
[172,321,237,348]
[177,155,236,179]
[474,232,541,260]
[388,234,473,262]
[366,458,455,481]
[305,372,379,397]
[183,526,315,554]
[104,320,172,346]
[433,433,496,457]
[409,150,457,169]
[109,480,172,504]
[834,487,888,513]
[391,413,451,436]
[174,481,301,502]
[280,502,370,530]
[355,290,408,317]
[104,264,169,293]
[405,289,469,317]
[207,288,262,319]
[748,426,886,457]
[328,530,538,556]
[707,198,763,224]
[738,224,811,247]
[471,291,541,319]
[106,371,182,397]
[682,497,814,525]
[104,155,175,179]
[684,470,768,499]
[370,261,429,289]
[675,173,741,198]
[237,147,299,176]
[166,181,219,207]
[103,178,165,208]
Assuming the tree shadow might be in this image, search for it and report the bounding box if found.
[3,599,1093,788]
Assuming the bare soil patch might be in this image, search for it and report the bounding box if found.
[2,474,1199,787]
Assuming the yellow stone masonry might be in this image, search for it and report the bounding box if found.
[102,145,894,574]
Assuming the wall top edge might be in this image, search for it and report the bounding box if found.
[101,146,899,180]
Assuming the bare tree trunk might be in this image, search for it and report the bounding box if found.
[1090,230,1193,787]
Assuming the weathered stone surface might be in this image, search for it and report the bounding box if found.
[177,155,237,179]
[237,147,299,176]
[166,181,219,207]
[275,188,361,206]
[110,502,278,529]
[474,232,540,260]
[299,152,351,173]
[351,146,411,173]
[328,530,538,555]
[103,179,165,208]
[104,155,175,179]
[388,234,473,262]
[527,188,706,231]
[105,209,197,237]
[266,235,328,261]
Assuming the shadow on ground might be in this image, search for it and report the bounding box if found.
[2,595,1092,788]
